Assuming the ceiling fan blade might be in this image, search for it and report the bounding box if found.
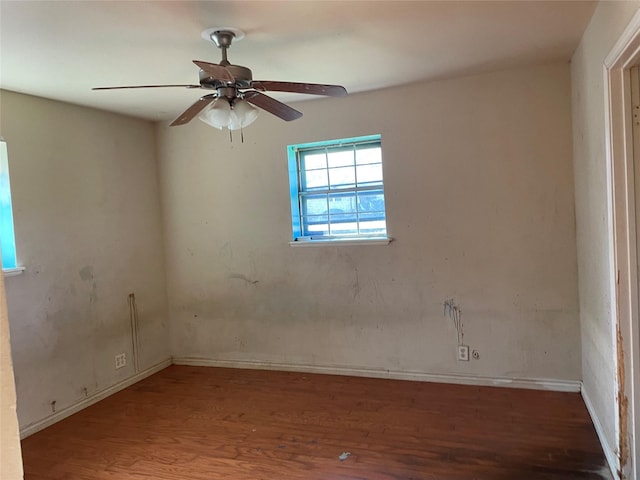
[243,91,302,121]
[170,94,217,126]
[193,60,235,83]
[251,81,347,97]
[93,84,201,90]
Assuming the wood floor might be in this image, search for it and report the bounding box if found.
[21,366,611,480]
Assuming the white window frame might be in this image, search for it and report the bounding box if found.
[287,134,391,246]
[0,139,21,275]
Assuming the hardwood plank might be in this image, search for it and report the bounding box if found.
[21,366,611,480]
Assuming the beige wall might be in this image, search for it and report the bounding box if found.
[0,57,582,448]
[0,90,170,431]
[1,270,22,478]
[571,0,640,464]
[158,62,580,382]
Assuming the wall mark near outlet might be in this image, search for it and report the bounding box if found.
[128,293,141,373]
[444,298,464,345]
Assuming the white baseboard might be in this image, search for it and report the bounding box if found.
[582,386,618,479]
[19,358,172,439]
[172,357,582,393]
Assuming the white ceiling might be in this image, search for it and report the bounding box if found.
[0,1,597,123]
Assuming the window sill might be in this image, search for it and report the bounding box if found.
[3,266,25,277]
[289,237,392,247]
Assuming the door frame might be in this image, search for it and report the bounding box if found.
[604,9,640,479]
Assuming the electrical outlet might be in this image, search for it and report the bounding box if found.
[457,345,469,361]
[115,353,126,369]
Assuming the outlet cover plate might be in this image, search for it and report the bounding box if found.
[115,353,126,369]
[457,345,469,361]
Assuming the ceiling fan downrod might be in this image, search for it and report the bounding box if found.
[210,30,237,66]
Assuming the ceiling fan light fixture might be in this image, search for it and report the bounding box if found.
[199,97,259,131]
[229,100,259,131]
[198,97,231,129]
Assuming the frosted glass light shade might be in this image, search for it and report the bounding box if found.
[199,98,231,129]
[199,98,259,131]
[229,100,259,131]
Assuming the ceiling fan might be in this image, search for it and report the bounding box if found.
[93,28,348,129]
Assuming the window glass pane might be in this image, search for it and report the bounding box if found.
[329,214,358,236]
[303,169,328,190]
[327,147,354,168]
[356,146,381,165]
[358,213,387,235]
[357,190,385,213]
[356,163,383,187]
[329,166,355,190]
[328,192,357,215]
[301,151,326,170]
[302,194,328,216]
[303,215,329,236]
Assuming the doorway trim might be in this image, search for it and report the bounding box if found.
[604,9,640,479]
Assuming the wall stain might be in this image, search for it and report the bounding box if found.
[616,269,629,477]
[89,281,98,304]
[352,267,361,300]
[79,266,94,282]
[616,316,629,476]
[220,242,233,261]
[228,273,258,285]
[369,279,385,304]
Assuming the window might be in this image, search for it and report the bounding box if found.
[0,140,18,272]
[287,135,388,244]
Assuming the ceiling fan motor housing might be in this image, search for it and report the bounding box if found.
[198,64,253,89]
